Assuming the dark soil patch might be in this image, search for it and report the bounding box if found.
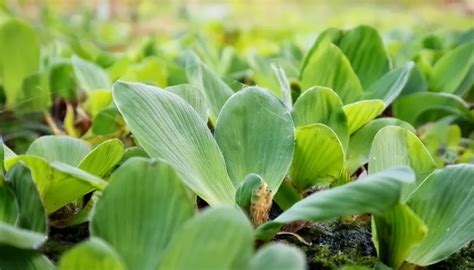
[40,222,90,262]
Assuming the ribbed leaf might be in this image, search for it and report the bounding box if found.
[158,207,253,270]
[406,164,474,265]
[0,223,46,249]
[290,124,344,191]
[369,126,437,201]
[186,55,233,123]
[0,184,17,224]
[300,27,343,73]
[113,81,235,205]
[215,87,294,192]
[429,42,474,94]
[300,42,363,104]
[59,238,125,270]
[166,84,208,122]
[27,135,90,167]
[0,246,54,270]
[91,158,195,270]
[393,92,471,127]
[343,99,385,134]
[339,25,390,89]
[346,118,415,174]
[72,55,111,92]
[272,65,293,109]
[249,243,307,270]
[77,139,124,177]
[292,87,349,149]
[362,63,414,106]
[372,204,427,269]
[256,167,415,240]
[0,19,39,108]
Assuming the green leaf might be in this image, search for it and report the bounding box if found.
[300,28,343,73]
[77,139,124,177]
[248,53,281,97]
[256,167,415,241]
[361,63,414,106]
[290,124,344,191]
[113,81,235,205]
[0,19,39,108]
[121,56,168,88]
[215,87,294,193]
[0,245,54,270]
[393,92,471,127]
[51,162,108,191]
[235,174,265,212]
[15,72,51,115]
[91,158,195,270]
[59,238,125,270]
[166,84,208,122]
[158,207,253,270]
[0,184,17,224]
[369,126,437,201]
[429,42,474,94]
[406,164,474,265]
[72,55,111,92]
[83,90,113,118]
[346,118,415,174]
[186,55,234,123]
[339,25,390,89]
[300,42,363,104]
[91,107,122,135]
[272,65,293,109]
[6,164,47,234]
[0,223,46,249]
[27,136,90,167]
[249,243,306,270]
[343,99,385,134]
[372,204,427,269]
[292,87,349,149]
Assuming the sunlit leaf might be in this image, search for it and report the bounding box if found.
[77,139,124,177]
[72,55,111,92]
[27,135,90,167]
[343,99,385,134]
[215,87,294,192]
[166,84,208,122]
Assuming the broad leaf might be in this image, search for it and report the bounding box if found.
[0,184,17,224]
[77,139,124,177]
[346,118,415,174]
[362,63,414,106]
[256,167,415,240]
[0,223,46,249]
[72,55,111,92]
[369,126,437,201]
[113,81,235,205]
[372,204,427,269]
[0,19,39,108]
[300,28,343,73]
[393,92,471,127]
[429,42,474,95]
[249,243,306,270]
[290,124,344,191]
[91,158,195,270]
[292,87,349,149]
[166,84,208,122]
[300,42,363,104]
[215,87,294,192]
[343,99,385,134]
[272,65,293,109]
[59,238,125,270]
[27,135,90,167]
[406,164,474,265]
[339,25,390,89]
[158,207,253,270]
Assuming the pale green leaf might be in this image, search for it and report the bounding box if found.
[215,87,294,192]
[249,243,307,270]
[59,237,125,270]
[300,42,363,104]
[369,126,437,201]
[91,158,195,270]
[256,167,415,240]
[343,99,385,134]
[72,55,111,92]
[339,25,390,89]
[158,207,253,270]
[272,65,293,109]
[0,223,46,249]
[406,164,474,265]
[166,84,208,122]
[113,81,235,205]
[300,28,343,73]
[0,19,39,108]
[27,135,90,167]
[77,139,124,177]
[372,204,427,269]
[292,87,349,149]
[346,118,415,174]
[290,124,344,191]
[429,42,474,94]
